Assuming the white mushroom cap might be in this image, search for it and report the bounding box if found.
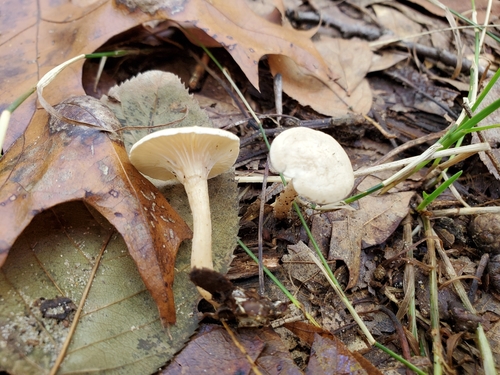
[129,126,240,182]
[269,127,354,204]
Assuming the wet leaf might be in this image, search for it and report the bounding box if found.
[0,202,197,374]
[0,96,192,326]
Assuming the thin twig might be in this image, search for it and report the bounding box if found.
[468,253,489,303]
[49,231,114,375]
[221,320,263,375]
[378,305,412,375]
[258,158,270,295]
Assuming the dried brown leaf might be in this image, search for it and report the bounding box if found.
[1,0,333,152]
[329,189,414,289]
[162,324,302,374]
[284,321,383,375]
[268,37,373,117]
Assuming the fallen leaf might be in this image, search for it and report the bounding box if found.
[306,334,369,375]
[0,96,192,325]
[372,4,423,43]
[315,37,372,95]
[369,50,409,73]
[269,34,373,116]
[162,324,302,374]
[1,0,333,150]
[329,185,414,289]
[140,0,336,89]
[0,0,150,150]
[101,70,216,153]
[282,241,330,292]
[0,201,201,374]
[284,321,383,375]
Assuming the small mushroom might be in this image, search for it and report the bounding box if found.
[129,126,240,301]
[269,127,354,218]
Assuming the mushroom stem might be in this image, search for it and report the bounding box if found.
[183,174,214,301]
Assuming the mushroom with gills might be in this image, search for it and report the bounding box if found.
[269,127,354,219]
[129,126,240,302]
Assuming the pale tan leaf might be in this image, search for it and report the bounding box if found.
[268,36,373,116]
[372,4,423,43]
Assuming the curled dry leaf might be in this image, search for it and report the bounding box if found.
[0,96,192,325]
[118,0,336,90]
[269,36,373,117]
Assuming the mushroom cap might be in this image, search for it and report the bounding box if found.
[129,127,240,182]
[269,127,354,204]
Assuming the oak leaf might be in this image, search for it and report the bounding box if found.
[0,95,192,325]
[1,0,334,151]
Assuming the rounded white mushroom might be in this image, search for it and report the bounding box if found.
[129,126,240,301]
[269,127,354,217]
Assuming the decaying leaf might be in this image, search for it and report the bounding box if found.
[0,202,199,374]
[329,184,414,289]
[282,241,330,293]
[0,96,192,326]
[284,321,383,375]
[162,324,302,374]
[101,70,213,153]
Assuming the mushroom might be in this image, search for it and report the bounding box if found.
[129,126,240,301]
[269,127,354,218]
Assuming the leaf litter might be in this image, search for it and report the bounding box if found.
[0,2,498,370]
